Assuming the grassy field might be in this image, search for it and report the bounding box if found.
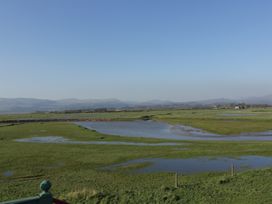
[1,108,272,135]
[1,109,272,203]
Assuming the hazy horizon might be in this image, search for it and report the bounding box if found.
[1,1,272,101]
[1,94,272,104]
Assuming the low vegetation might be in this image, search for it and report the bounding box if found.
[1,108,272,203]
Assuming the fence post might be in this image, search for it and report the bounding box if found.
[175,172,178,188]
[230,163,235,177]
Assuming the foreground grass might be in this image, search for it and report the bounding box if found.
[3,166,272,203]
[1,122,272,203]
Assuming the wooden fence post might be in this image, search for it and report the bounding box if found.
[231,163,235,177]
[175,172,178,188]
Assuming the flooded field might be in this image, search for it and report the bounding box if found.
[105,156,272,174]
[15,136,182,146]
[76,120,272,141]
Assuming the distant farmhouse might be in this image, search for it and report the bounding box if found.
[234,104,247,110]
[235,106,240,110]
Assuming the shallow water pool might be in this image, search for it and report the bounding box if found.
[76,120,272,141]
[105,156,272,174]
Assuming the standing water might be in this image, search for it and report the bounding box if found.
[104,156,272,174]
[76,120,272,141]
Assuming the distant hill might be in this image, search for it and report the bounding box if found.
[243,95,272,105]
[0,98,133,114]
[0,95,272,114]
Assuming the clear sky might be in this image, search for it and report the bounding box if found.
[0,0,272,102]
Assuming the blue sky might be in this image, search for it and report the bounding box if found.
[0,0,272,101]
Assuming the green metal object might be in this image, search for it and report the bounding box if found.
[0,180,53,204]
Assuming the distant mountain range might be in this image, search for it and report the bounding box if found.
[1,95,272,114]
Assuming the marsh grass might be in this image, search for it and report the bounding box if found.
[1,109,272,203]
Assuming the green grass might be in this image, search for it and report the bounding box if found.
[1,138,272,203]
[1,109,272,203]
